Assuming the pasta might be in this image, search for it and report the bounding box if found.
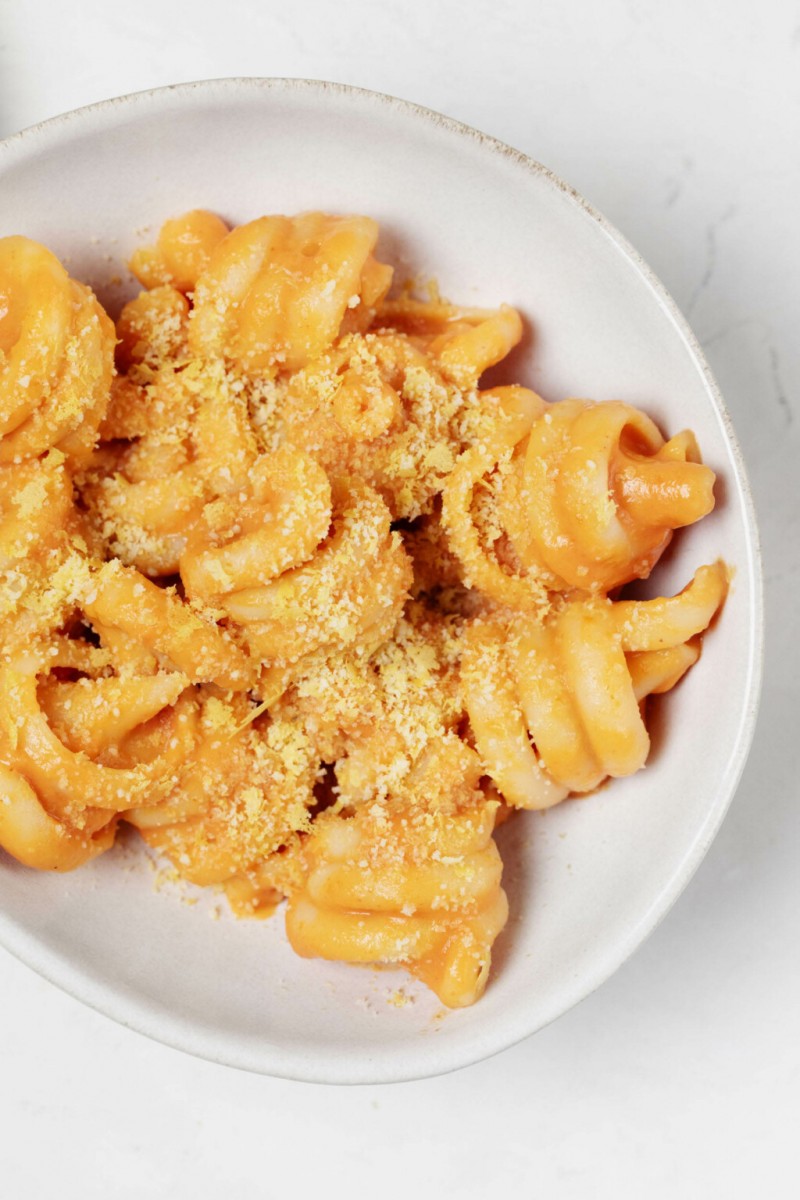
[0,212,727,1009]
[0,237,114,465]
[461,563,727,807]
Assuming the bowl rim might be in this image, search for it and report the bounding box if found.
[0,76,764,1085]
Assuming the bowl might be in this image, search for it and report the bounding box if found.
[0,78,762,1084]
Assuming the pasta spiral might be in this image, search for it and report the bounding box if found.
[286,772,508,1009]
[462,562,728,808]
[266,328,522,521]
[0,236,114,464]
[0,639,194,871]
[443,395,716,603]
[82,354,258,577]
[188,212,394,375]
[73,557,254,691]
[0,493,251,872]
[181,464,412,670]
[125,688,318,911]
[377,294,524,390]
[277,608,508,1008]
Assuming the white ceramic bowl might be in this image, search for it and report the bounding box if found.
[0,79,762,1084]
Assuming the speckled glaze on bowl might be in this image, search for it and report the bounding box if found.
[0,78,762,1084]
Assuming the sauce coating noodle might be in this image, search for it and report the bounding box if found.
[0,214,726,1008]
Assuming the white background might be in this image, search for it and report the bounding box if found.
[0,1,798,1196]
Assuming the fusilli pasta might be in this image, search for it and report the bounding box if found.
[0,214,726,1008]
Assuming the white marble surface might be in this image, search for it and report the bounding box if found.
[0,1,797,1196]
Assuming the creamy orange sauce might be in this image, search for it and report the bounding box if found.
[0,212,725,1007]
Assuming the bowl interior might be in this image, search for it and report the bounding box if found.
[0,80,761,1083]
